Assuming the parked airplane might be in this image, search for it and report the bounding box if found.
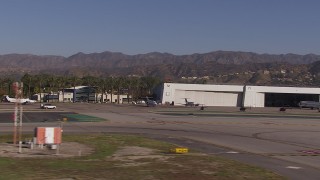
[3,96,36,104]
[184,98,199,107]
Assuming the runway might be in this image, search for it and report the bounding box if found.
[0,103,319,179]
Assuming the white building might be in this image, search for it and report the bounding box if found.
[57,91,129,103]
[96,93,130,104]
[37,86,131,103]
[159,83,320,107]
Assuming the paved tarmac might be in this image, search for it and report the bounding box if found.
[0,102,320,179]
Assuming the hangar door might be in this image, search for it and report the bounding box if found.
[174,90,242,107]
[265,93,319,107]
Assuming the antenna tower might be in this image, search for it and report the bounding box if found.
[12,82,23,145]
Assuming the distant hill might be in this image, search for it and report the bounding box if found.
[1,51,320,86]
[1,51,319,70]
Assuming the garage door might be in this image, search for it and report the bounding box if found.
[175,90,242,107]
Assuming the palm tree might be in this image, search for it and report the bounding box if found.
[123,77,131,103]
[82,75,98,103]
[99,76,113,103]
[47,75,57,92]
[55,76,67,103]
[129,77,140,102]
[106,76,115,103]
[139,77,148,97]
[0,77,14,98]
[114,77,125,104]
[97,76,107,103]
[20,73,33,98]
[141,76,161,96]
[33,74,48,105]
[46,75,58,102]
[69,76,82,103]
[124,76,139,103]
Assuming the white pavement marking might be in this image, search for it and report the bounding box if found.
[286,166,302,169]
[225,151,239,154]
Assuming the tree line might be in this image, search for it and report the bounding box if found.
[0,74,162,103]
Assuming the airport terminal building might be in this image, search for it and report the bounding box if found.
[35,86,130,104]
[159,83,320,107]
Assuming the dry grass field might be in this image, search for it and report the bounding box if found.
[0,134,285,180]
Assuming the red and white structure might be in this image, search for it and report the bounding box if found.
[34,127,62,145]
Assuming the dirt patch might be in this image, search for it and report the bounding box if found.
[110,146,170,167]
[113,146,156,156]
[0,142,93,158]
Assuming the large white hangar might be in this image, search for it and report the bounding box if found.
[159,83,320,107]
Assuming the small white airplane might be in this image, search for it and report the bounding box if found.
[4,96,36,104]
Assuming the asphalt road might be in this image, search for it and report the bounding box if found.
[0,102,320,180]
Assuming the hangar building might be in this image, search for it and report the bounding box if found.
[159,83,320,107]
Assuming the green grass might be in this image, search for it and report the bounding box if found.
[0,134,286,180]
[63,114,105,122]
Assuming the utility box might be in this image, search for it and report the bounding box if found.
[34,127,62,145]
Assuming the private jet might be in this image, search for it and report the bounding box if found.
[146,97,157,107]
[3,96,36,104]
[184,98,199,107]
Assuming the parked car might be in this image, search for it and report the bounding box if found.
[41,103,57,109]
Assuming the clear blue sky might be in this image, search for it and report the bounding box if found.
[0,0,319,57]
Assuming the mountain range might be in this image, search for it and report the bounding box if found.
[1,51,320,86]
